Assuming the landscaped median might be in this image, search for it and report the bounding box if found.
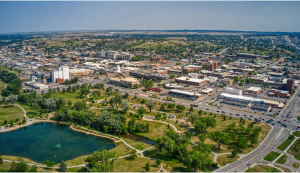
[275,155,288,164]
[216,154,239,166]
[263,151,281,161]
[277,135,295,151]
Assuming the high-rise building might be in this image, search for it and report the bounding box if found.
[51,66,69,83]
[286,79,295,94]
[205,61,218,71]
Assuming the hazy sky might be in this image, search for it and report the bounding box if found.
[0,1,300,33]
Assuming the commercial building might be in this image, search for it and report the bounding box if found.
[51,66,69,83]
[264,100,285,108]
[24,82,48,90]
[168,89,202,99]
[224,87,242,96]
[219,93,265,104]
[148,87,163,93]
[205,61,218,71]
[287,79,295,94]
[175,77,207,86]
[269,89,290,98]
[236,53,258,60]
[69,68,94,76]
[109,77,139,88]
[201,88,214,95]
[164,83,184,89]
[221,78,234,85]
[245,87,262,94]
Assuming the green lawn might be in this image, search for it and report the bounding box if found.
[293,131,300,137]
[277,135,295,151]
[50,91,87,103]
[246,165,280,172]
[18,103,48,118]
[135,120,170,141]
[0,105,24,125]
[113,156,160,172]
[263,151,280,161]
[288,139,300,160]
[275,155,287,164]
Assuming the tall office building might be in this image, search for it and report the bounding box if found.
[205,61,218,71]
[287,79,295,94]
[51,66,69,83]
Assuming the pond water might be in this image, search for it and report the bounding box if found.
[0,122,115,163]
[120,133,156,145]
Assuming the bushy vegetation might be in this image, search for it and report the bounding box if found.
[0,70,22,96]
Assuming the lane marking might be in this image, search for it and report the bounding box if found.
[276,128,284,140]
[226,128,280,172]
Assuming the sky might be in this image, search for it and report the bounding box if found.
[0,1,300,34]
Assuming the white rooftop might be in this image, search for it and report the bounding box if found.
[220,93,265,102]
[170,89,202,97]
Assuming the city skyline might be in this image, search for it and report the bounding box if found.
[0,1,300,34]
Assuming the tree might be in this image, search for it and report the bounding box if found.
[10,158,29,172]
[67,86,71,92]
[113,95,122,109]
[146,99,155,113]
[232,150,237,158]
[121,100,129,112]
[32,103,41,114]
[124,93,129,99]
[58,160,67,172]
[80,87,90,97]
[138,106,146,117]
[236,135,248,150]
[160,103,166,110]
[209,131,231,150]
[94,83,104,90]
[45,98,56,112]
[183,150,211,172]
[127,150,137,160]
[43,160,55,169]
[62,88,66,93]
[145,162,150,172]
[6,95,18,106]
[67,100,72,107]
[86,150,115,172]
[72,86,76,93]
[0,153,3,164]
[176,104,185,112]
[198,133,207,143]
[155,159,162,166]
[167,103,175,110]
[189,106,194,112]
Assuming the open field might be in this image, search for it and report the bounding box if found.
[293,131,300,137]
[133,40,188,49]
[50,91,87,103]
[0,105,24,124]
[274,165,292,172]
[135,119,170,141]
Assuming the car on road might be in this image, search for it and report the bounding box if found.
[230,113,233,115]
[272,123,275,125]
[247,163,251,166]
[248,118,252,120]
[207,109,209,110]
[277,121,281,123]
[284,120,287,121]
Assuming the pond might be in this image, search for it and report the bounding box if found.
[0,122,115,163]
[120,133,156,145]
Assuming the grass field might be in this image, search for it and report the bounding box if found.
[288,138,300,160]
[293,162,300,168]
[246,164,280,172]
[0,105,24,125]
[275,155,287,164]
[293,131,300,137]
[135,120,170,141]
[217,154,239,166]
[263,151,280,161]
[50,91,87,103]
[113,156,160,172]
[18,103,48,118]
[278,135,295,151]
